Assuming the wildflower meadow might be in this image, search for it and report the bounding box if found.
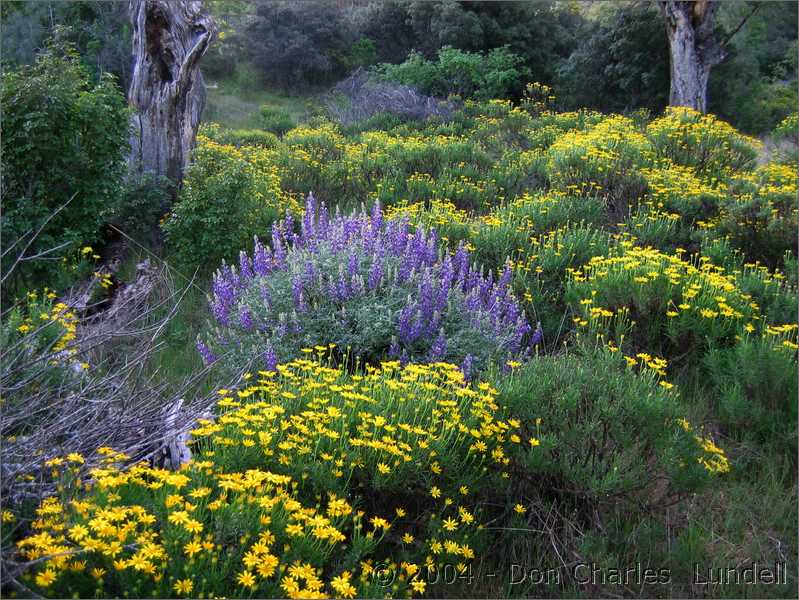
[1,2,797,599]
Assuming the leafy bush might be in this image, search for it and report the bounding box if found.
[200,198,535,375]
[377,46,529,101]
[494,346,729,507]
[214,128,280,149]
[259,106,296,136]
[704,335,797,451]
[163,135,299,274]
[108,173,171,243]
[0,39,129,294]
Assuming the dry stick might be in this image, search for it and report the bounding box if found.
[1,192,78,285]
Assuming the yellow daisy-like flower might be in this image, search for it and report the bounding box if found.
[173,578,193,595]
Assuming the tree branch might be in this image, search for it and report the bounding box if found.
[719,3,760,48]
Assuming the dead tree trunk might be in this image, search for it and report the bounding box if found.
[658,0,724,113]
[128,0,216,188]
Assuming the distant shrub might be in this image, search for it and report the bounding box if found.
[163,136,299,274]
[772,113,798,163]
[200,197,535,375]
[215,128,280,149]
[259,105,296,136]
[547,115,651,215]
[711,162,799,269]
[377,45,529,101]
[327,70,453,126]
[646,107,760,178]
[0,39,129,294]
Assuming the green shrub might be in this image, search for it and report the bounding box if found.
[566,243,761,365]
[163,136,299,274]
[108,173,171,243]
[711,162,798,269]
[0,39,129,294]
[704,335,797,451]
[219,128,280,149]
[494,346,729,507]
[377,45,529,101]
[259,105,296,136]
[1,289,82,397]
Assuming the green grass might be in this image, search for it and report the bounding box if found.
[204,77,320,130]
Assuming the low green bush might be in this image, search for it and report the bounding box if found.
[377,46,529,101]
[494,346,730,508]
[704,335,797,452]
[260,105,296,136]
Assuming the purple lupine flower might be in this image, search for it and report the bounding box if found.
[239,251,254,283]
[430,329,447,360]
[291,274,303,307]
[210,195,533,375]
[302,193,316,242]
[318,201,329,237]
[347,253,359,278]
[531,321,543,346]
[196,339,216,364]
[460,354,474,381]
[253,236,272,276]
[263,342,278,372]
[397,303,416,344]
[239,305,254,330]
[367,252,384,291]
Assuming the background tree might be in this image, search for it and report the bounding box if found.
[127,0,216,187]
[557,1,669,114]
[657,0,760,112]
[243,0,356,92]
[0,0,132,89]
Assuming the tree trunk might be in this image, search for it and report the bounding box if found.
[128,0,216,189]
[658,1,725,113]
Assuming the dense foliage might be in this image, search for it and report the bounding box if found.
[2,4,798,599]
[376,46,530,101]
[0,40,129,297]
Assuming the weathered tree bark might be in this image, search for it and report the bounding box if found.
[658,0,724,113]
[128,0,216,188]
